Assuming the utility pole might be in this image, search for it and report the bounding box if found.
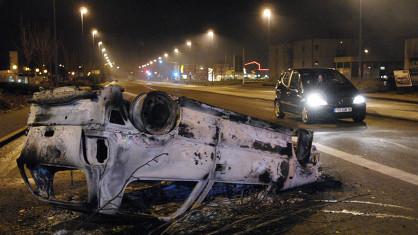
[242,48,245,85]
[358,0,363,80]
[53,0,58,85]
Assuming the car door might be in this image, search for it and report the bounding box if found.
[286,71,303,114]
[278,71,292,111]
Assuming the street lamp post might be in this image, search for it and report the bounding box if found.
[358,0,363,80]
[53,0,58,85]
[91,29,98,47]
[207,29,215,84]
[79,7,88,34]
[262,8,272,43]
[91,29,98,70]
[79,6,88,73]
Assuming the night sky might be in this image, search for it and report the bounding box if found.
[1,0,417,70]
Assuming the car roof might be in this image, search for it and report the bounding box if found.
[293,67,336,73]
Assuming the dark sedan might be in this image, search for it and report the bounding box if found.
[274,68,366,124]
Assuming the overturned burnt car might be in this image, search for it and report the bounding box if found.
[17,85,320,221]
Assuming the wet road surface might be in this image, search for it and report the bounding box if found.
[0,81,417,234]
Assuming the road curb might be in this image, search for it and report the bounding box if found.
[0,126,27,148]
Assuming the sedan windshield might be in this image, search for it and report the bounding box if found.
[300,70,351,88]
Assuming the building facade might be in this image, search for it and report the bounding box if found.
[269,38,405,81]
[269,39,357,80]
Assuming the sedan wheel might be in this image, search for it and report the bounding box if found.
[353,111,366,122]
[274,100,285,119]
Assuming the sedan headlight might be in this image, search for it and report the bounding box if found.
[306,93,328,107]
[353,95,366,104]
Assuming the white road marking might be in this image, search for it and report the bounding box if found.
[315,200,413,211]
[321,209,418,221]
[315,143,418,186]
[378,139,418,153]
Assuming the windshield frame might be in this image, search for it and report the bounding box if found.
[298,69,353,88]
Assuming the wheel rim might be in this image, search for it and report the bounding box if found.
[302,107,308,123]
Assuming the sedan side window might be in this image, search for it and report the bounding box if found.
[276,72,285,89]
[281,72,291,87]
[289,72,300,90]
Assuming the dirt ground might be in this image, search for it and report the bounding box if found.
[0,174,346,234]
[0,93,30,112]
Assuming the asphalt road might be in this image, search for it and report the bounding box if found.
[118,80,418,233]
[0,81,417,234]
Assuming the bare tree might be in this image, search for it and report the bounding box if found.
[33,28,54,68]
[19,22,36,68]
[60,43,74,70]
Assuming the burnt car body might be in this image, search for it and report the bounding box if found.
[17,85,320,221]
[274,68,366,124]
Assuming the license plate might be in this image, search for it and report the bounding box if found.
[334,107,352,113]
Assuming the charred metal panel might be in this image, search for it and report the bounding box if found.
[17,85,320,221]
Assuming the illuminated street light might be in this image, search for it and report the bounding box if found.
[12,65,17,70]
[43,69,48,73]
[80,6,88,15]
[91,29,98,37]
[98,41,103,47]
[150,61,154,65]
[158,56,162,60]
[79,6,88,34]
[35,68,40,73]
[174,48,179,54]
[102,48,106,52]
[262,8,272,19]
[186,40,192,47]
[153,59,157,62]
[164,53,169,58]
[364,49,369,54]
[207,29,214,39]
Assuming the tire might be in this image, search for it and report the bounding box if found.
[353,112,366,122]
[301,106,313,124]
[274,100,285,119]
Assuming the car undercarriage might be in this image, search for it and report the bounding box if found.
[17,85,320,221]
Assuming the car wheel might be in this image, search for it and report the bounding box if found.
[274,100,285,119]
[301,106,313,124]
[353,112,366,122]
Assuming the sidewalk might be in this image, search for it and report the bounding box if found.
[0,107,29,138]
[366,99,418,122]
